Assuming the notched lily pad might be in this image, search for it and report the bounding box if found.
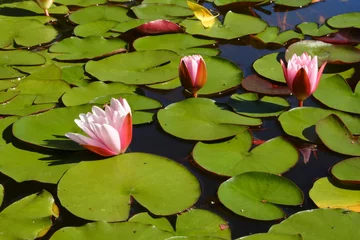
[238,233,302,240]
[296,22,338,37]
[274,0,311,7]
[74,20,119,38]
[132,3,193,20]
[69,5,131,24]
[218,172,303,220]
[331,157,360,184]
[253,52,285,83]
[193,131,298,176]
[327,12,360,29]
[0,95,55,116]
[158,98,261,141]
[254,27,304,45]
[55,0,106,7]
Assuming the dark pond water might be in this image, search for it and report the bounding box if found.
[0,0,360,239]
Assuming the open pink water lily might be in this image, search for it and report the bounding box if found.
[65,98,132,157]
[179,55,207,98]
[280,52,327,107]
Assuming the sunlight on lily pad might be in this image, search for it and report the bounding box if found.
[327,12,360,29]
[331,157,360,184]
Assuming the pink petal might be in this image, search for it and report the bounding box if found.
[119,113,132,153]
[93,124,121,154]
[81,144,118,157]
[65,133,108,150]
[313,61,327,93]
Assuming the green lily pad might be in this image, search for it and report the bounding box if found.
[0,143,82,183]
[58,153,201,221]
[0,190,58,240]
[214,0,264,7]
[158,98,261,141]
[166,237,227,240]
[129,212,174,232]
[0,19,58,49]
[0,1,68,15]
[146,77,181,90]
[237,233,302,240]
[0,81,17,91]
[0,184,3,207]
[241,75,291,95]
[12,104,95,150]
[274,0,311,7]
[218,172,303,220]
[133,33,216,53]
[296,22,338,37]
[331,157,360,184]
[0,91,18,103]
[285,40,360,65]
[0,95,55,116]
[198,56,243,95]
[316,114,360,156]
[74,20,119,38]
[9,79,70,104]
[269,209,360,239]
[0,116,18,145]
[0,51,45,79]
[112,19,149,32]
[50,221,173,240]
[193,131,298,176]
[19,64,62,81]
[278,107,360,143]
[60,65,89,87]
[55,0,106,7]
[254,27,304,45]
[132,3,193,20]
[253,52,285,83]
[313,75,360,114]
[62,82,137,106]
[327,12,360,29]
[85,50,179,84]
[49,37,127,61]
[227,93,289,117]
[180,11,267,40]
[310,177,360,212]
[69,5,131,24]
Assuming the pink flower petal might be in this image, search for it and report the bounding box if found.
[119,113,132,153]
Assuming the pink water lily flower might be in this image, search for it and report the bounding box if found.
[179,55,207,98]
[280,52,327,107]
[66,98,132,157]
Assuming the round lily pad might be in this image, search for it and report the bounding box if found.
[274,0,311,7]
[0,19,58,49]
[193,131,298,176]
[0,91,19,104]
[327,12,360,29]
[55,0,106,7]
[331,157,360,184]
[13,104,95,150]
[158,98,261,141]
[253,52,285,83]
[74,20,119,38]
[85,50,179,84]
[241,75,291,95]
[58,153,201,221]
[237,233,302,240]
[313,75,360,114]
[50,221,173,240]
[180,11,267,40]
[49,37,127,61]
[69,5,131,24]
[310,177,360,212]
[129,213,174,232]
[296,22,338,37]
[269,209,360,239]
[285,40,360,65]
[227,93,289,117]
[132,3,193,20]
[0,95,55,116]
[278,107,360,143]
[316,114,360,156]
[254,27,304,45]
[133,33,216,52]
[0,190,58,240]
[218,172,303,220]
[146,77,181,90]
[62,82,137,106]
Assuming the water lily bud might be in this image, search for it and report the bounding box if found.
[280,52,327,107]
[66,98,132,157]
[34,0,54,16]
[179,55,207,97]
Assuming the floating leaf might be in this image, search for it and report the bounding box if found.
[132,3,193,20]
[85,50,179,84]
[129,213,174,232]
[0,190,58,240]
[74,20,119,38]
[0,19,58,49]
[310,177,360,212]
[254,27,304,45]
[0,91,19,104]
[237,233,302,240]
[0,1,68,15]
[193,131,298,176]
[313,75,360,114]
[253,52,285,83]
[55,0,106,7]
[331,157,360,184]
[0,184,3,207]
[327,12,360,29]
[49,37,127,61]
[69,5,131,24]
[187,1,218,28]
[62,82,137,107]
[285,40,360,65]
[146,77,181,90]
[274,0,311,7]
[269,209,360,239]
[315,29,360,45]
[227,93,289,117]
[218,172,303,220]
[50,221,173,240]
[279,107,360,143]
[181,11,267,40]
[0,116,18,145]
[214,0,264,7]
[158,98,261,141]
[241,75,291,95]
[316,114,360,156]
[58,153,200,221]
[296,22,338,37]
[0,95,55,116]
